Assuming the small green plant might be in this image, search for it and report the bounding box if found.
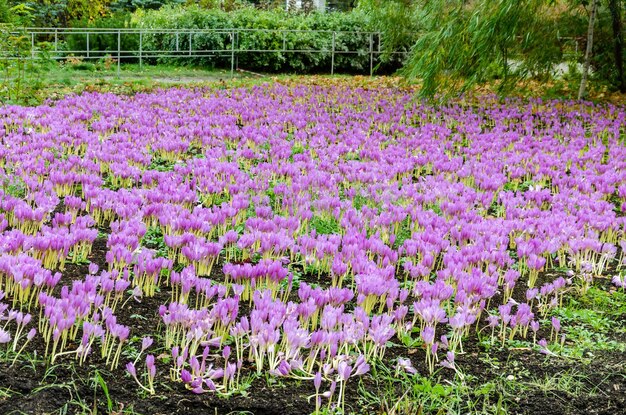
[0,25,55,105]
[290,141,306,159]
[92,370,113,414]
[521,370,588,397]
[1,176,27,198]
[351,194,370,211]
[393,215,411,249]
[141,226,168,258]
[310,215,341,235]
[358,358,510,415]
[147,156,176,172]
[544,285,626,359]
[424,203,443,216]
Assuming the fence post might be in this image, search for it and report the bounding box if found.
[231,30,235,78]
[13,27,408,76]
[139,32,143,69]
[369,32,374,76]
[331,32,335,76]
[117,29,121,76]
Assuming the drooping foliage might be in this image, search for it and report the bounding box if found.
[361,0,625,98]
[395,0,558,97]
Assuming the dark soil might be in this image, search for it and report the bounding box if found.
[0,242,625,415]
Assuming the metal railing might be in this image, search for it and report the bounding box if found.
[1,27,410,76]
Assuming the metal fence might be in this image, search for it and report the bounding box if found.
[1,27,410,76]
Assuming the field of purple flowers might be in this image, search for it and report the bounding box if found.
[0,84,625,414]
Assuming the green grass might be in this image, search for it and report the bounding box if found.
[357,360,509,415]
[476,283,626,360]
[352,269,625,414]
[1,176,27,199]
[3,57,375,106]
[48,62,238,83]
[2,60,262,105]
[0,386,17,400]
[547,285,626,359]
[141,226,168,258]
[310,215,341,235]
[517,370,590,397]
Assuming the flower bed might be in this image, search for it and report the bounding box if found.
[0,85,625,414]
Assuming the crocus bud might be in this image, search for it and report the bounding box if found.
[126,362,137,378]
[146,355,156,378]
[397,357,417,374]
[141,336,153,352]
[27,328,37,341]
[0,329,10,343]
[337,361,351,381]
[530,320,540,333]
[421,326,435,345]
[321,381,336,398]
[551,317,560,333]
[132,286,143,301]
[222,345,231,361]
[314,371,322,391]
[180,369,192,384]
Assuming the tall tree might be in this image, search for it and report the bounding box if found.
[608,0,625,92]
[578,0,599,99]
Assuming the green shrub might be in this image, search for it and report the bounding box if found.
[0,0,10,24]
[65,13,139,62]
[130,5,390,74]
[0,27,55,105]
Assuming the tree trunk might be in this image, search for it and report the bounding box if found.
[578,0,599,100]
[609,0,625,93]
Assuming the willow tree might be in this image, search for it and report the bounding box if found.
[404,0,561,98]
[363,0,625,99]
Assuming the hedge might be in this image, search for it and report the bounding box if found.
[129,6,397,74]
